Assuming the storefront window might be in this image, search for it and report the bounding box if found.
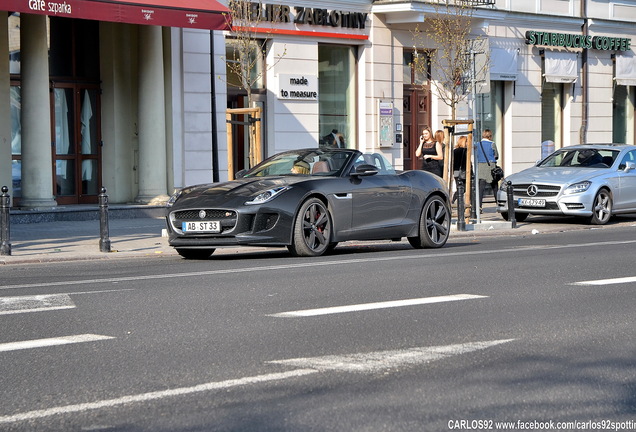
[10,85,21,197]
[225,38,265,90]
[319,45,356,149]
[8,14,20,74]
[613,86,634,144]
[541,82,563,149]
[479,81,504,158]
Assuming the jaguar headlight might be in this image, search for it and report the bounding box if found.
[245,186,290,205]
[563,181,591,195]
[167,189,183,207]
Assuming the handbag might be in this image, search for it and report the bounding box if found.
[479,140,504,182]
[490,165,504,182]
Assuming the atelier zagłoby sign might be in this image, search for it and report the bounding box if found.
[526,30,632,52]
[234,3,368,29]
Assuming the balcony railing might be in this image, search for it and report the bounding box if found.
[457,0,495,5]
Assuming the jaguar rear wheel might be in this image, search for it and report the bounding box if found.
[408,195,450,249]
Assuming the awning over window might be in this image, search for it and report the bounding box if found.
[490,48,518,81]
[544,51,578,84]
[5,0,230,30]
[615,53,636,86]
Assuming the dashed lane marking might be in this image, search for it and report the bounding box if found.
[0,290,133,316]
[0,334,114,353]
[572,276,636,286]
[0,294,75,315]
[269,294,487,317]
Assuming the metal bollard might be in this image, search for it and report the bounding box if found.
[456,180,466,231]
[506,180,517,229]
[1,186,11,256]
[99,187,111,252]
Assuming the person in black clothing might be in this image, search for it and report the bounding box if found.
[415,127,444,177]
[322,129,343,148]
[452,135,468,204]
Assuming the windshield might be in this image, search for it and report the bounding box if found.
[539,148,619,168]
[242,149,356,178]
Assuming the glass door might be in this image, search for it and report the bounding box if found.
[53,84,101,204]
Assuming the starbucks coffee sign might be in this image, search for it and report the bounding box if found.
[526,31,631,51]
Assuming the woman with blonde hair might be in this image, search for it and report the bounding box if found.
[415,127,443,177]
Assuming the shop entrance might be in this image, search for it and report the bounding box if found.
[52,84,102,204]
[403,85,431,170]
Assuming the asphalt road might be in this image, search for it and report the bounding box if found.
[1,226,636,431]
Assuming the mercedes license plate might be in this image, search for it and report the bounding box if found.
[518,198,546,207]
[183,221,220,233]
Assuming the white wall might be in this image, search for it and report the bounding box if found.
[267,39,319,156]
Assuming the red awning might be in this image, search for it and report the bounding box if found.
[5,0,230,30]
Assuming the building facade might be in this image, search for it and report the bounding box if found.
[1,0,228,207]
[181,0,636,189]
[2,0,635,208]
[372,0,636,177]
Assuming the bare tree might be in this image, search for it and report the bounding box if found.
[223,0,286,167]
[411,0,488,120]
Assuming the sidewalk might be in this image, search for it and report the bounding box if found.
[0,202,631,265]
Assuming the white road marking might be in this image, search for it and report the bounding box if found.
[572,276,636,286]
[0,334,114,353]
[269,339,514,373]
[0,369,318,425]
[270,294,487,317]
[0,294,75,315]
[4,239,635,291]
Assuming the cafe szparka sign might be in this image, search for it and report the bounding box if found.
[526,30,632,52]
[233,2,369,29]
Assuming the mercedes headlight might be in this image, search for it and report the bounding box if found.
[245,186,290,205]
[563,181,591,195]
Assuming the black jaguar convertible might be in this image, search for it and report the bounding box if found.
[165,148,450,258]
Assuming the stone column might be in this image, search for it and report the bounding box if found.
[20,14,56,208]
[135,25,168,204]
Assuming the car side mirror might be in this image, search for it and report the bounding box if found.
[624,161,636,173]
[235,169,247,178]
[352,164,379,177]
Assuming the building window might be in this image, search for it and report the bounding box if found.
[319,44,356,149]
[613,86,635,144]
[403,50,429,86]
[541,82,564,149]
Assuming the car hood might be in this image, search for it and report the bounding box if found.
[172,177,308,208]
[506,166,608,185]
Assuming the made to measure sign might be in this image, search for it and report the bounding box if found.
[278,74,318,100]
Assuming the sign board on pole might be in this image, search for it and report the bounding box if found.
[378,101,394,147]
